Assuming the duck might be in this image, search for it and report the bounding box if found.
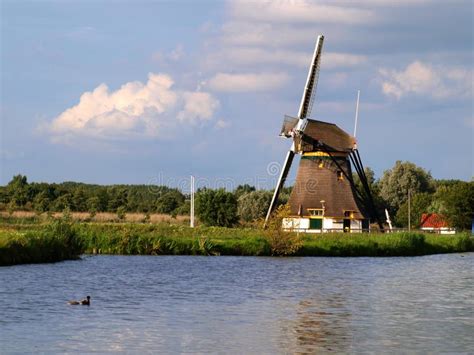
[68,295,91,305]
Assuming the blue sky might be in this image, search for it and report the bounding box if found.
[1,0,473,190]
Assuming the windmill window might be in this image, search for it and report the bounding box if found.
[337,170,344,180]
[344,210,355,218]
[308,208,324,217]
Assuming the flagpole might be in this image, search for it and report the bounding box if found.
[190,175,195,228]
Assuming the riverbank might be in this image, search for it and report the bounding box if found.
[1,219,473,265]
[0,219,82,266]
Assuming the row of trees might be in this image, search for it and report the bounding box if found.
[1,160,472,229]
[0,176,188,216]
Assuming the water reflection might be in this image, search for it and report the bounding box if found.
[290,294,351,353]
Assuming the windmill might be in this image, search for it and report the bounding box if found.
[264,34,382,232]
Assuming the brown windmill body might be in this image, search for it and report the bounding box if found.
[284,119,368,232]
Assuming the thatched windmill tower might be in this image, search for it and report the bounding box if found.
[264,35,381,232]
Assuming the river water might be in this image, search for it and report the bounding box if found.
[0,254,473,353]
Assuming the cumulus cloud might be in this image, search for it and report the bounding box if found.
[207,72,290,92]
[379,61,472,100]
[48,73,219,142]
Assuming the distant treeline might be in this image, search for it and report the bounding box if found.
[0,175,289,221]
[1,160,473,230]
[0,176,189,215]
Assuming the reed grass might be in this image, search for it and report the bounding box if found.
[0,219,82,266]
[0,218,472,266]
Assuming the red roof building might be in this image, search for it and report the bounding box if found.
[420,213,455,234]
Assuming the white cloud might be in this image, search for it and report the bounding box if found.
[48,73,219,142]
[323,53,367,69]
[220,21,313,47]
[230,0,376,25]
[177,92,219,122]
[205,47,366,69]
[379,61,472,100]
[207,72,290,92]
[205,47,308,68]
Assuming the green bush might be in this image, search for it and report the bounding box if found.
[195,188,238,227]
[264,204,303,256]
[156,190,185,214]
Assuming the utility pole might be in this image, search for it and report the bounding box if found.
[190,175,195,228]
[408,189,411,232]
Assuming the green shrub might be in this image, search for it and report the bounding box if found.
[264,204,303,256]
[195,188,238,227]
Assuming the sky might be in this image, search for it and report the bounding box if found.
[1,0,473,191]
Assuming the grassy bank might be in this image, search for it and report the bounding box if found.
[0,220,473,266]
[0,220,82,266]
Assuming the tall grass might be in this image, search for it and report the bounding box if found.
[1,219,473,266]
[75,224,473,257]
[0,219,82,266]
[75,223,269,256]
[299,232,474,256]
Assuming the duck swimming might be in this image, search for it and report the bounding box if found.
[68,296,90,305]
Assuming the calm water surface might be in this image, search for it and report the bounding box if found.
[0,254,473,353]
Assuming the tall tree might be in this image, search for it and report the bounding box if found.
[431,181,474,230]
[6,174,29,207]
[395,192,433,228]
[155,190,185,214]
[33,191,52,212]
[379,161,434,213]
[107,187,128,211]
[72,188,88,211]
[54,194,73,211]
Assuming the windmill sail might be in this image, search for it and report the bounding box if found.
[264,35,325,227]
[298,35,324,120]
